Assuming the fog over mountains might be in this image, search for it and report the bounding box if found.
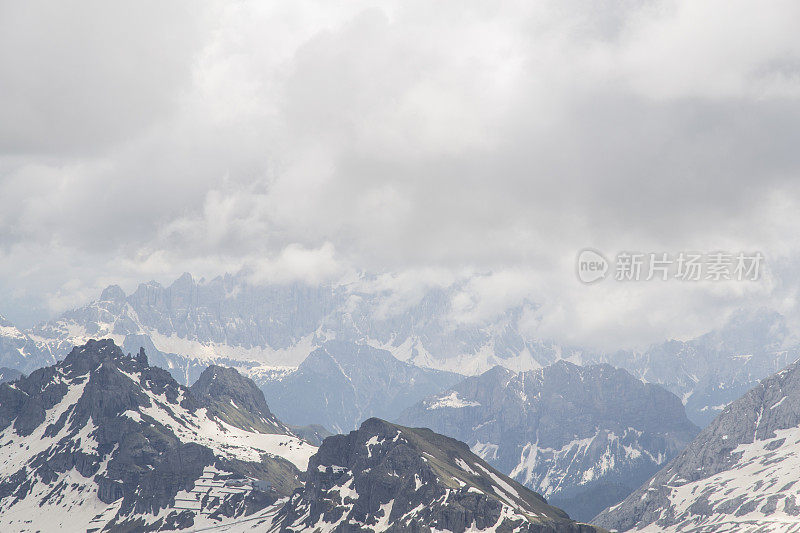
[1,272,797,429]
[3,2,800,531]
[2,272,800,530]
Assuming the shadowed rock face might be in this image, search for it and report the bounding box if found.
[190,364,290,434]
[594,358,800,532]
[398,361,699,522]
[260,340,462,433]
[274,417,605,533]
[0,339,314,532]
[0,367,22,384]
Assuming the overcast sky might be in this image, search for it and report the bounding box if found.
[2,0,800,349]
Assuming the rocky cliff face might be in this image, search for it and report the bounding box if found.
[260,340,462,433]
[0,339,316,532]
[191,364,290,434]
[398,362,699,522]
[594,357,800,532]
[271,418,604,533]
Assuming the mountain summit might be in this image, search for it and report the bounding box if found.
[254,418,604,532]
[0,339,315,532]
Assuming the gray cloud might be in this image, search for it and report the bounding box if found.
[1,0,799,348]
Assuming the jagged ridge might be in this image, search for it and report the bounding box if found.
[0,339,316,532]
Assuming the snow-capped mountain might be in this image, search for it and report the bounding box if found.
[594,356,800,532]
[0,313,48,372]
[2,272,798,428]
[0,339,316,532]
[4,273,563,378]
[398,362,699,522]
[259,340,462,433]
[0,338,602,533]
[604,309,800,427]
[212,418,604,532]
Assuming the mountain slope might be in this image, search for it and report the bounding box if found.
[190,364,291,434]
[594,357,800,532]
[0,367,22,384]
[214,418,605,532]
[398,361,699,521]
[0,339,316,532]
[260,340,462,433]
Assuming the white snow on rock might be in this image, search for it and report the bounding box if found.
[426,391,481,410]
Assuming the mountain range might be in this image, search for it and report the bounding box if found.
[265,417,603,533]
[398,361,699,521]
[0,339,316,531]
[1,272,797,428]
[259,341,462,433]
[0,339,601,532]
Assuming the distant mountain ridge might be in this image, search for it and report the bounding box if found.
[260,340,463,433]
[0,367,22,384]
[1,272,798,427]
[398,361,699,521]
[0,313,43,371]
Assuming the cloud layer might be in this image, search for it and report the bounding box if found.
[2,0,800,348]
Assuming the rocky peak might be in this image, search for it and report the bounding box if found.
[99,284,126,302]
[276,417,602,532]
[260,340,462,433]
[0,339,316,532]
[62,337,125,367]
[190,364,288,434]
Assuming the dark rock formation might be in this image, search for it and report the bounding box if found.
[273,417,605,532]
[190,364,289,434]
[0,339,311,532]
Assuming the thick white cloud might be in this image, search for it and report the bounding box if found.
[1,0,799,348]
